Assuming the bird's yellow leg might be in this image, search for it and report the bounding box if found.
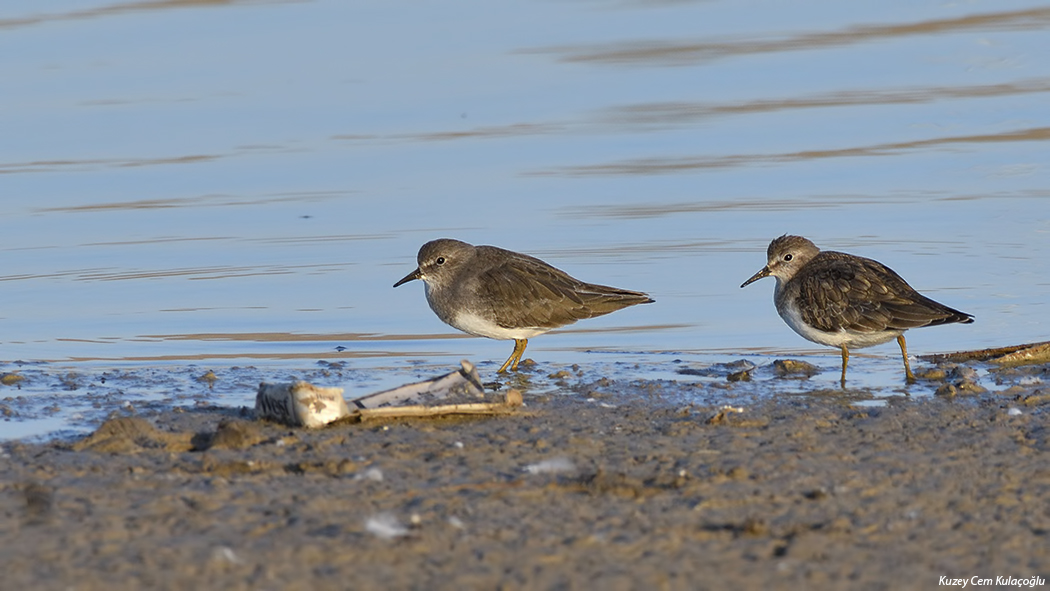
[840,344,849,388]
[497,339,529,373]
[510,338,528,371]
[897,334,916,383]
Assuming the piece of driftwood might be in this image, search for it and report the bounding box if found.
[354,389,523,422]
[918,341,1050,366]
[256,361,516,428]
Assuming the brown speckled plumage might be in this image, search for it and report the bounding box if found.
[457,244,652,331]
[741,235,973,385]
[788,248,973,334]
[395,239,653,373]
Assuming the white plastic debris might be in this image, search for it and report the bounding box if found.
[212,546,244,565]
[255,382,350,429]
[523,456,576,475]
[365,513,409,540]
[355,467,384,482]
[255,360,488,428]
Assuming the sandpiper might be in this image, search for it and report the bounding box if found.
[394,238,654,373]
[740,235,973,385]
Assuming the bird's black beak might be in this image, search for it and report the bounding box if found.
[740,266,771,288]
[393,268,422,288]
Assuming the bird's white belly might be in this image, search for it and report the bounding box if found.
[450,311,548,341]
[779,300,900,349]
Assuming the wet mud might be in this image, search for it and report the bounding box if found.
[2,358,1049,590]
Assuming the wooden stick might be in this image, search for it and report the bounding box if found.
[355,390,523,422]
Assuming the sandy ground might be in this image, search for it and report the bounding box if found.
[2,362,1049,590]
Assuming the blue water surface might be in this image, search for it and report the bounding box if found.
[2,0,1049,438]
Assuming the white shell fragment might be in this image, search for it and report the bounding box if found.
[255,361,512,428]
[364,513,410,540]
[255,382,350,429]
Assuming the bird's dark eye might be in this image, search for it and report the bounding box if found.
[435,257,446,265]
[783,254,793,262]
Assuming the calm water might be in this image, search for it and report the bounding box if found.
[2,0,1049,439]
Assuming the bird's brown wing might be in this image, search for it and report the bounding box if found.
[474,252,652,330]
[795,252,972,334]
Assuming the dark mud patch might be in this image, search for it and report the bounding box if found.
[2,380,1048,590]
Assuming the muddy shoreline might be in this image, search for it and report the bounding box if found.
[2,362,1049,590]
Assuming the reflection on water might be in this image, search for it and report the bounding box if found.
[33,191,344,212]
[392,123,562,142]
[334,78,1050,143]
[0,262,351,283]
[0,153,227,175]
[533,127,1050,176]
[2,0,1049,438]
[534,7,1050,66]
[138,331,473,343]
[559,195,897,218]
[0,0,270,30]
[597,78,1050,127]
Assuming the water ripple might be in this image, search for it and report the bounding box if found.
[533,127,1050,176]
[528,7,1050,67]
[0,0,282,30]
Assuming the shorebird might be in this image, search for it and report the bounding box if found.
[741,235,973,385]
[395,238,654,372]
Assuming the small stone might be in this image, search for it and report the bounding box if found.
[1,373,25,386]
[1019,391,1050,407]
[948,366,978,382]
[773,359,820,378]
[197,371,219,387]
[936,379,986,397]
[727,369,752,382]
[725,360,756,372]
[935,383,957,397]
[955,380,987,395]
[914,368,947,381]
